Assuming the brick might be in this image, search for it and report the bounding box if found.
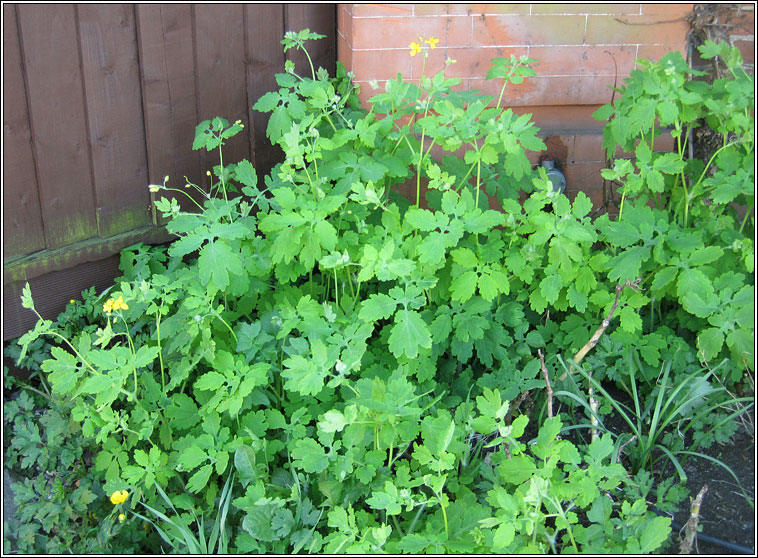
[351,16,471,50]
[351,48,412,82]
[352,4,413,17]
[539,134,575,165]
[586,14,690,45]
[337,35,353,73]
[571,133,605,163]
[530,45,638,77]
[414,4,531,16]
[354,80,387,107]
[411,46,528,79]
[473,14,587,46]
[515,105,606,133]
[735,39,755,69]
[640,4,694,17]
[636,44,686,62]
[531,4,641,15]
[337,5,353,48]
[563,161,608,204]
[468,74,620,106]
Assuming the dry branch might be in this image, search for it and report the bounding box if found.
[680,485,708,554]
[538,348,553,419]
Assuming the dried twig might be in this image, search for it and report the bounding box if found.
[503,389,531,426]
[679,485,708,554]
[615,435,637,464]
[572,279,640,367]
[538,348,553,419]
[557,280,640,441]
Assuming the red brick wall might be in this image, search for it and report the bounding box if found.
[337,3,694,210]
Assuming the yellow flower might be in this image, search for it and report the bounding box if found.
[103,299,114,314]
[148,184,161,193]
[425,37,439,49]
[114,296,129,311]
[118,513,126,522]
[409,41,422,57]
[69,299,76,304]
[206,170,212,177]
[109,490,129,505]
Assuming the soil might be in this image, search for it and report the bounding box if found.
[579,388,756,555]
[667,427,756,555]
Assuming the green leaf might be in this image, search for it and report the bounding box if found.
[42,347,82,395]
[451,247,478,268]
[21,283,34,310]
[291,438,328,473]
[78,374,114,395]
[607,245,646,282]
[358,294,397,322]
[179,445,208,471]
[365,482,402,515]
[639,516,671,553]
[698,328,724,361]
[450,270,479,302]
[572,191,593,219]
[493,523,515,550]
[539,274,562,305]
[388,309,432,359]
[651,266,678,292]
[166,394,201,430]
[187,464,214,493]
[498,454,537,485]
[234,446,257,486]
[281,355,326,397]
[619,305,642,334]
[195,371,227,391]
[687,246,723,267]
[405,208,439,231]
[318,410,347,433]
[198,240,243,291]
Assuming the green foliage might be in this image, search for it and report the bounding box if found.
[7,32,754,554]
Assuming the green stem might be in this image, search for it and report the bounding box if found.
[213,312,238,343]
[159,187,206,212]
[475,157,482,209]
[301,46,316,80]
[156,312,165,391]
[739,203,753,234]
[323,112,338,133]
[416,129,426,207]
[334,268,339,309]
[18,384,52,402]
[406,504,426,535]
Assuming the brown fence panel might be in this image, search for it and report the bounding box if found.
[194,4,251,185]
[136,4,202,219]
[2,4,46,259]
[16,4,98,249]
[78,4,151,238]
[245,4,286,181]
[3,3,336,341]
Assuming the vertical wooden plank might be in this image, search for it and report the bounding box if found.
[3,4,46,258]
[78,4,151,238]
[17,4,98,249]
[136,4,201,219]
[244,4,285,181]
[285,4,337,77]
[194,4,250,184]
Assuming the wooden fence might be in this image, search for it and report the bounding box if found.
[3,3,336,340]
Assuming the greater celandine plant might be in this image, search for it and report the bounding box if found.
[12,30,752,554]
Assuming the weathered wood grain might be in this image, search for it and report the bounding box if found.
[17,4,98,249]
[3,4,46,258]
[78,4,151,238]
